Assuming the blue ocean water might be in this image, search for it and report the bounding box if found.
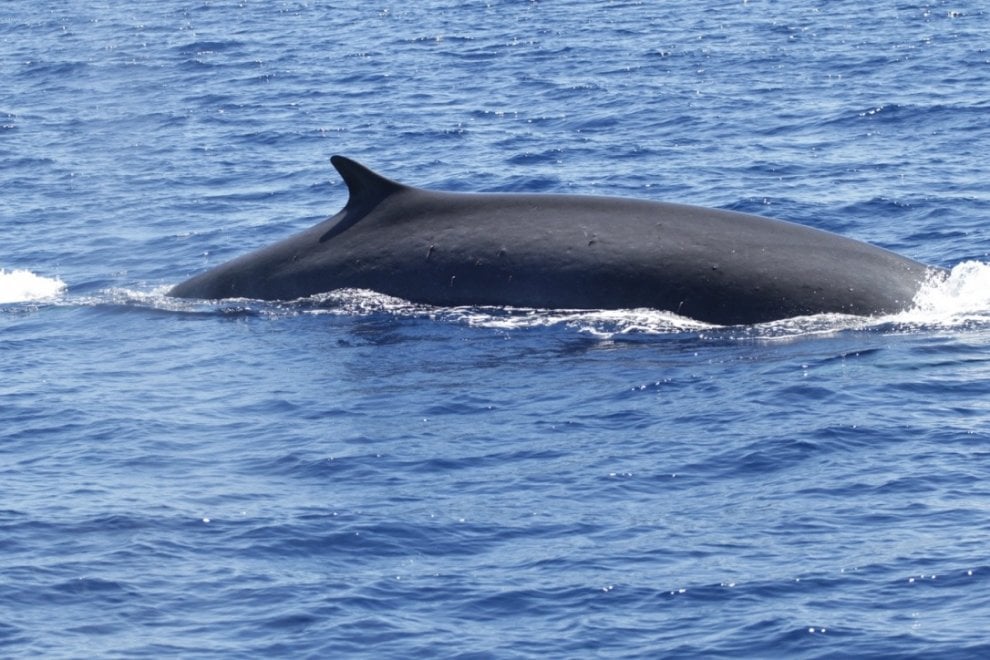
[3,1,990,657]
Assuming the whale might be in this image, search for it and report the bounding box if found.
[168,156,938,325]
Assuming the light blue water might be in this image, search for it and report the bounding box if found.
[3,1,990,657]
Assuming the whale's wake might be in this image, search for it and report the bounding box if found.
[9,262,990,339]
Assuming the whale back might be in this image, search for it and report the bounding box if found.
[168,156,937,324]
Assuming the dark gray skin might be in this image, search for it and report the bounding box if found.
[169,156,938,325]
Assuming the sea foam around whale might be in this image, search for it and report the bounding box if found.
[12,260,989,339]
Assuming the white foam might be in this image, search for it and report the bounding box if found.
[453,307,712,336]
[301,289,713,335]
[0,269,66,304]
[896,261,990,326]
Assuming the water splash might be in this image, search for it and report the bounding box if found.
[899,261,990,325]
[0,269,66,304]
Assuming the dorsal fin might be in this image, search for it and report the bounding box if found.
[331,155,406,210]
[321,156,408,242]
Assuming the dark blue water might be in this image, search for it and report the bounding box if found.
[3,1,990,657]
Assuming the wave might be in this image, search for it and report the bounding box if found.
[0,269,66,304]
[30,261,990,338]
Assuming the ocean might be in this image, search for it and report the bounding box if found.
[3,1,990,657]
